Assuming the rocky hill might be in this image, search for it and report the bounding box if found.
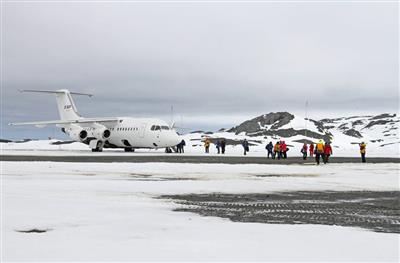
[183,112,398,157]
[227,112,398,145]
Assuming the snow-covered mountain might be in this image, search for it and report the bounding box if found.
[228,112,398,143]
[185,112,399,157]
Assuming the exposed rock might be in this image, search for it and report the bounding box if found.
[308,119,329,133]
[51,140,75,145]
[190,130,205,134]
[343,129,362,138]
[293,139,315,144]
[370,139,383,143]
[352,120,364,126]
[370,113,396,120]
[230,112,295,134]
[364,119,395,129]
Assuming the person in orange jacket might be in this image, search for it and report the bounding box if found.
[315,140,325,165]
[204,138,211,153]
[359,142,366,163]
[323,142,333,164]
[273,142,281,159]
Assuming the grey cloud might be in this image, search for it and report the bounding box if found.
[2,2,399,139]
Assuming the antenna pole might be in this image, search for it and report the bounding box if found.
[170,105,174,124]
[305,100,308,139]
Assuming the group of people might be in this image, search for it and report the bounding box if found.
[264,140,367,164]
[204,138,227,154]
[300,140,333,164]
[190,137,368,163]
[265,141,289,159]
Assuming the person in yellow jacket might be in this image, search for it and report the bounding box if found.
[359,142,366,163]
[204,138,211,153]
[273,142,281,159]
[315,140,325,165]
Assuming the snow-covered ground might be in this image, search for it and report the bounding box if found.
[1,136,399,158]
[1,161,399,261]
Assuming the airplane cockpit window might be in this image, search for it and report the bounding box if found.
[161,126,169,130]
[150,125,161,131]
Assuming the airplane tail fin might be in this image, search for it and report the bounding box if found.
[19,89,93,120]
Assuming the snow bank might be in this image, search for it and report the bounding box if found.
[2,161,399,261]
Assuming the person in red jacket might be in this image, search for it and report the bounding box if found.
[281,141,288,159]
[309,143,314,157]
[301,143,308,160]
[323,142,333,164]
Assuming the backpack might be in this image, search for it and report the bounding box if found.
[316,143,324,152]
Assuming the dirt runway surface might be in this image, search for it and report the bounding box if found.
[161,191,400,234]
[1,154,399,164]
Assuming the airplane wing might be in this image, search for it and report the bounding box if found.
[9,117,120,126]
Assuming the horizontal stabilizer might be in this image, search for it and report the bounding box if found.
[9,117,119,126]
[19,89,93,97]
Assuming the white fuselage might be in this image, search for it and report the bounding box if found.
[65,117,181,149]
[11,90,181,151]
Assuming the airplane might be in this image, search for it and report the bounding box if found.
[9,89,181,152]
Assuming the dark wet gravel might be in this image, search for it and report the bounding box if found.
[1,155,399,164]
[161,191,400,234]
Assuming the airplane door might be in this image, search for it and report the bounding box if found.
[140,123,146,138]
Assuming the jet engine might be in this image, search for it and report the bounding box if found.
[65,125,88,142]
[91,124,111,140]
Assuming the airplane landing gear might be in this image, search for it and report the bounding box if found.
[92,147,103,152]
[90,140,104,152]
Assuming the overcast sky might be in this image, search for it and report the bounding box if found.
[2,1,399,139]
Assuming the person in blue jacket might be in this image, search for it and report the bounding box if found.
[242,139,249,155]
[265,142,273,158]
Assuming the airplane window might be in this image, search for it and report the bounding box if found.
[161,126,169,130]
[155,125,161,131]
[150,125,155,131]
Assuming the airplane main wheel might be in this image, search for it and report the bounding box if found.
[124,148,134,152]
[92,147,103,152]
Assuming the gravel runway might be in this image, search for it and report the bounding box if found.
[1,154,399,164]
[161,191,400,233]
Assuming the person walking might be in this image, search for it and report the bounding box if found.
[274,142,281,159]
[204,138,211,153]
[301,143,308,160]
[180,139,186,153]
[309,143,314,157]
[315,140,325,165]
[359,142,366,163]
[220,138,226,154]
[216,140,221,154]
[176,141,182,153]
[281,141,288,159]
[323,142,332,164]
[265,142,273,158]
[242,139,249,156]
